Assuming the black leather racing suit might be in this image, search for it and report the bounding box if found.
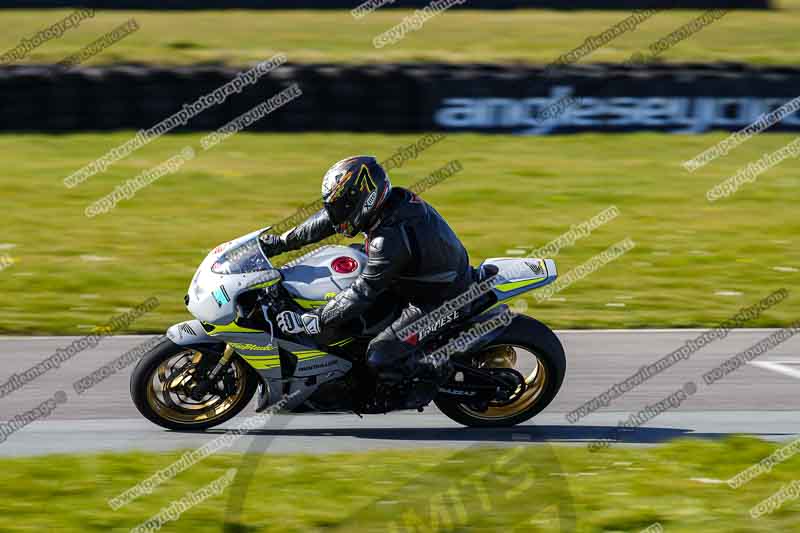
[268,187,472,409]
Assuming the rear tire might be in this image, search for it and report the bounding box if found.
[435,315,566,428]
[131,338,259,431]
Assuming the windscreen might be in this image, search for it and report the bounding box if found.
[211,237,272,274]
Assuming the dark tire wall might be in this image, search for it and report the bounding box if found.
[0,63,798,133]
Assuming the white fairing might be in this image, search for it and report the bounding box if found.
[482,257,558,301]
[187,228,279,325]
[186,225,366,324]
[281,246,367,303]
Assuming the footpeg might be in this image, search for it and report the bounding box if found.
[255,383,271,412]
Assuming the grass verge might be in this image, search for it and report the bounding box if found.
[1,6,800,66]
[1,132,798,333]
[0,438,799,532]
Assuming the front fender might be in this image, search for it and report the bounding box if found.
[166,320,226,352]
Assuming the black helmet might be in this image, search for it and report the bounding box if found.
[321,155,392,237]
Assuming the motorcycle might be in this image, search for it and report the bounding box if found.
[131,227,566,429]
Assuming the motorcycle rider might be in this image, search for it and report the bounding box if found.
[259,155,473,412]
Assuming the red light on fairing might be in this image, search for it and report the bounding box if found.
[331,256,358,274]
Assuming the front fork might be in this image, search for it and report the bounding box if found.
[207,344,236,380]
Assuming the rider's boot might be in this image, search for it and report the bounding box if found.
[374,353,454,412]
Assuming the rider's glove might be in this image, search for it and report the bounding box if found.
[259,233,285,258]
[277,310,321,335]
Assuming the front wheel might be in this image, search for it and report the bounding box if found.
[130,338,259,431]
[435,315,566,428]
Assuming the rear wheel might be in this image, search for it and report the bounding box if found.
[435,315,566,428]
[131,338,259,431]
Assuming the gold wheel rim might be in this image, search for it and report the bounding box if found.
[458,345,549,421]
[145,350,248,424]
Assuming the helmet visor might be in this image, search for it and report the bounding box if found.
[323,197,353,226]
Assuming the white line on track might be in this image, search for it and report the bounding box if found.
[750,360,800,380]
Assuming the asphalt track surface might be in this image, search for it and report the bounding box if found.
[1,330,798,456]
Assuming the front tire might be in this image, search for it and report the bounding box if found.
[435,315,566,428]
[131,338,259,431]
